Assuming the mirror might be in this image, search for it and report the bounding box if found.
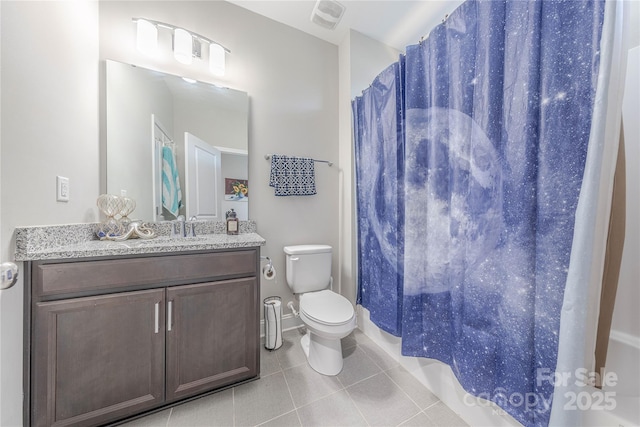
[105,60,249,222]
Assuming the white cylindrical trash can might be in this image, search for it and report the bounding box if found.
[264,296,283,350]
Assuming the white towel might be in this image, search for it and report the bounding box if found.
[162,146,183,217]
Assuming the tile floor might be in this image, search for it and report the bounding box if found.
[121,328,469,427]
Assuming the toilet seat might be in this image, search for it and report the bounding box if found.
[300,290,354,326]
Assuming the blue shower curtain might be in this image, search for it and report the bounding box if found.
[353,61,405,336]
[353,1,606,426]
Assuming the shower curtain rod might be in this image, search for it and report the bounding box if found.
[264,154,333,167]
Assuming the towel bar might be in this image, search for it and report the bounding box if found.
[264,154,332,167]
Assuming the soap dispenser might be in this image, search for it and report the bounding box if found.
[226,209,239,235]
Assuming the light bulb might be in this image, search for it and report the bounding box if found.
[136,19,158,56]
[174,28,193,64]
[209,43,225,76]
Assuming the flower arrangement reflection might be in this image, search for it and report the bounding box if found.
[225,178,249,201]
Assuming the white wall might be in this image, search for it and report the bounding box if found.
[0,2,100,425]
[348,30,401,98]
[611,3,640,345]
[605,3,640,411]
[337,30,401,304]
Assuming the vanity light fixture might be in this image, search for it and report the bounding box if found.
[136,19,158,56]
[209,43,225,76]
[173,28,193,64]
[133,18,230,76]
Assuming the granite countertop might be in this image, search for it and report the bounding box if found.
[15,221,265,261]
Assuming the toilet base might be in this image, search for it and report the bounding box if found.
[301,331,343,376]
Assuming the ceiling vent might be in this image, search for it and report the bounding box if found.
[310,0,345,30]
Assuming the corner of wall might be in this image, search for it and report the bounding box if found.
[338,31,355,304]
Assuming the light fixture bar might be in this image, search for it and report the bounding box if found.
[132,18,231,54]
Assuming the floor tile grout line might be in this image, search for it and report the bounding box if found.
[391,408,423,427]
[394,410,428,427]
[370,357,400,373]
[423,400,441,410]
[164,407,173,427]
[259,368,283,379]
[337,343,384,390]
[294,408,304,427]
[422,407,439,425]
[232,387,236,427]
[338,369,381,390]
[253,408,298,427]
[358,342,401,372]
[284,372,347,410]
[344,347,424,427]
[367,344,468,425]
[382,368,439,413]
[274,340,308,371]
[281,366,300,416]
[292,387,346,414]
[343,386,372,427]
[422,405,456,426]
[344,369,421,427]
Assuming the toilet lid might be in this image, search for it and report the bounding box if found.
[300,290,354,326]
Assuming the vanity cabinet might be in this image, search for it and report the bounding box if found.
[26,248,260,427]
[166,278,258,401]
[32,289,166,426]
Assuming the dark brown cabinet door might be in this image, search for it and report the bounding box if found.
[166,277,259,401]
[31,289,165,427]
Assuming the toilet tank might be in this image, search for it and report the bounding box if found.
[284,245,332,293]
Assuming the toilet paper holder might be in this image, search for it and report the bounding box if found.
[260,256,276,280]
[260,256,273,270]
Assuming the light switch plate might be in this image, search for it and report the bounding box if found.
[56,176,69,202]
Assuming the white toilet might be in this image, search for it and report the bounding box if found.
[284,244,356,376]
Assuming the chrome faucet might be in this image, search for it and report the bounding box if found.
[171,215,186,238]
[171,215,198,238]
[186,216,198,237]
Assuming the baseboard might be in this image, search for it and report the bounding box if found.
[260,313,303,338]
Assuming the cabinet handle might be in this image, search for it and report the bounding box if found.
[154,302,159,334]
[167,300,173,332]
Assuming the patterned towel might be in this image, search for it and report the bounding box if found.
[269,155,317,196]
[162,146,183,217]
